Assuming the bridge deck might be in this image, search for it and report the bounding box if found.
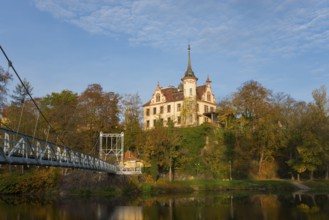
[0,128,141,175]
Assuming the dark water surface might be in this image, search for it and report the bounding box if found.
[1,192,329,220]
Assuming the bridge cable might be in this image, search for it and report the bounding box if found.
[45,125,50,142]
[32,111,40,143]
[0,45,65,146]
[0,121,14,131]
[16,101,25,134]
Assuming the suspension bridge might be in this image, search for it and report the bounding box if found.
[0,46,142,175]
[0,128,142,175]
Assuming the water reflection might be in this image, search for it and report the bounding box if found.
[1,192,329,219]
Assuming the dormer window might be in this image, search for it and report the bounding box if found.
[156,93,160,102]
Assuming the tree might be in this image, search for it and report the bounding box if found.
[143,120,183,181]
[203,128,235,179]
[143,121,168,180]
[287,86,329,180]
[180,97,197,126]
[41,90,79,145]
[11,79,33,106]
[77,84,121,153]
[6,79,34,134]
[0,65,12,110]
[121,93,143,154]
[179,125,209,176]
[217,97,237,129]
[232,81,284,178]
[302,86,328,180]
[284,100,306,180]
[166,120,183,181]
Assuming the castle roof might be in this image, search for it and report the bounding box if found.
[143,85,208,106]
[196,85,206,100]
[182,45,198,80]
[143,45,213,107]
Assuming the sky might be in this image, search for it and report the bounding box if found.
[1,0,329,104]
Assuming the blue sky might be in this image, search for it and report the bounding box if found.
[1,0,329,104]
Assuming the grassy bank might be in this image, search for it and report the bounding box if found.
[0,168,58,195]
[0,168,299,196]
[302,180,329,192]
[140,179,298,195]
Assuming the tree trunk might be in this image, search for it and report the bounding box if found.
[310,170,314,181]
[297,173,300,181]
[326,166,329,180]
[169,160,172,182]
[258,150,264,177]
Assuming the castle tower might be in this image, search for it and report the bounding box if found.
[181,45,198,99]
[143,45,217,129]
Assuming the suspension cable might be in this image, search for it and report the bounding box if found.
[0,120,14,131]
[32,111,40,142]
[0,45,65,146]
[16,101,25,134]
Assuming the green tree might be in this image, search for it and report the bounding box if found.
[41,90,79,145]
[232,81,284,178]
[287,86,329,180]
[179,125,209,176]
[11,79,33,106]
[180,97,197,126]
[121,93,143,154]
[203,128,235,179]
[143,120,183,181]
[217,97,237,129]
[143,121,168,180]
[4,99,38,135]
[271,93,300,179]
[284,100,307,180]
[166,120,183,181]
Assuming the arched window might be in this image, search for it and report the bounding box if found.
[156,93,160,102]
[207,92,211,101]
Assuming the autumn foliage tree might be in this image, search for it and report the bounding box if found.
[2,74,329,182]
[41,90,79,145]
[77,84,121,153]
[230,81,285,178]
[0,65,12,112]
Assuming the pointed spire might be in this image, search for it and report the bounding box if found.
[183,44,197,80]
[206,75,211,84]
[187,44,192,70]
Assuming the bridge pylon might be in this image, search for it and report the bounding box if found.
[99,132,142,175]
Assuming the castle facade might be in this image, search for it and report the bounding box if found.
[143,46,217,129]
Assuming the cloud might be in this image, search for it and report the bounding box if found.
[33,0,329,58]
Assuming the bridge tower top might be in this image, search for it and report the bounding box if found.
[99,132,124,164]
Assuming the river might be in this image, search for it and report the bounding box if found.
[1,192,329,219]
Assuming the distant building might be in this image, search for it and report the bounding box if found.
[143,45,217,129]
[121,150,144,169]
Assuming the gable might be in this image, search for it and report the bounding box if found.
[196,85,216,103]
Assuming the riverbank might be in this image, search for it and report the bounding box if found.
[300,180,329,192]
[5,168,329,196]
[140,179,297,195]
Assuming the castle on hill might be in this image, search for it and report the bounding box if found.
[143,45,217,129]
